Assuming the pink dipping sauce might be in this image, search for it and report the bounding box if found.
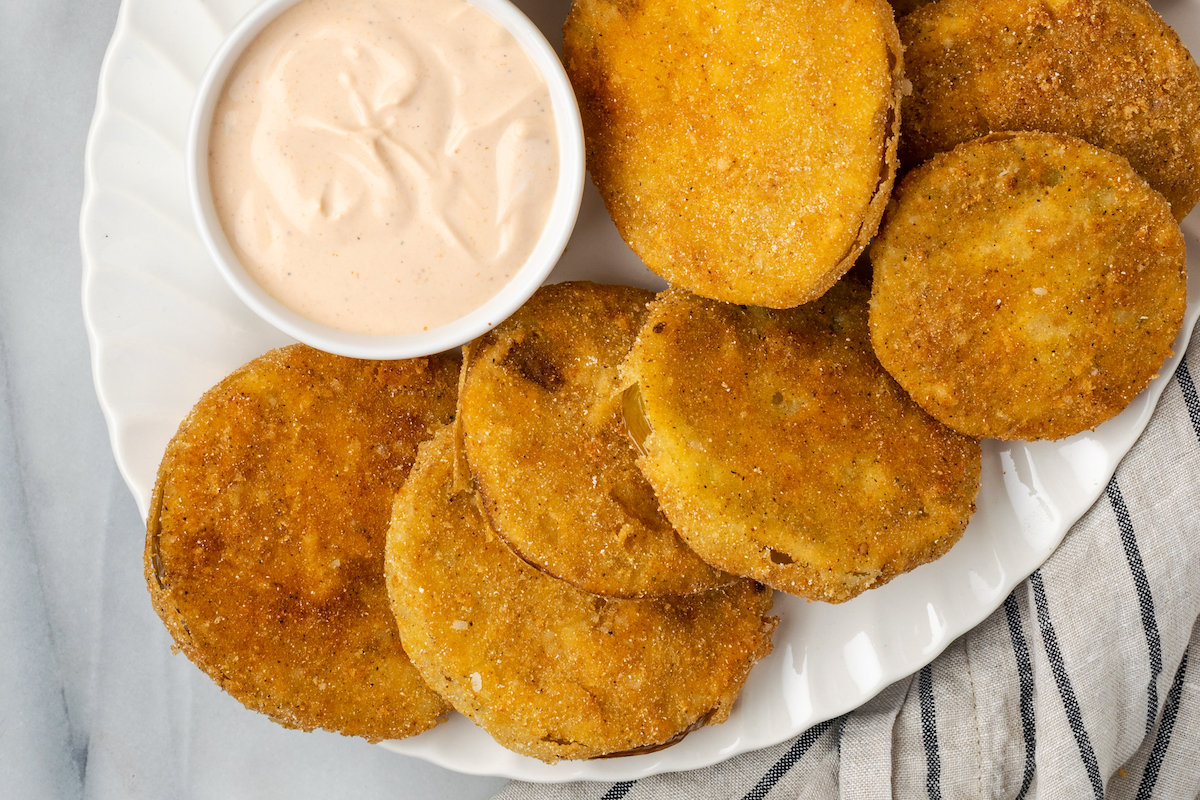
[209,0,560,336]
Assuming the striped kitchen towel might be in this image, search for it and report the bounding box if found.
[495,320,1200,800]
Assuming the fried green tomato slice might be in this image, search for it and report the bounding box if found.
[145,344,457,741]
[385,428,776,762]
[621,282,981,603]
[563,0,903,308]
[459,281,731,598]
[900,0,1200,220]
[871,133,1187,441]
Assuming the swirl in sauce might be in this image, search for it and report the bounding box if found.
[209,0,559,336]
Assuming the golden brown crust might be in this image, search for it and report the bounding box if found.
[900,0,1200,220]
[563,0,904,307]
[870,132,1187,441]
[459,282,732,597]
[386,428,776,762]
[622,281,982,603]
[145,344,457,741]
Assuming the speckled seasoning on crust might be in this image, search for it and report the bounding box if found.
[385,427,776,762]
[870,132,1187,441]
[900,0,1200,220]
[621,280,982,603]
[145,344,458,741]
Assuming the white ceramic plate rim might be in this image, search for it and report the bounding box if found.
[81,0,1200,782]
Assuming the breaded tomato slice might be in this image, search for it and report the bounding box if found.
[146,344,456,741]
[871,132,1187,440]
[901,0,1200,220]
[622,281,981,603]
[564,0,903,307]
[459,281,732,597]
[386,428,775,762]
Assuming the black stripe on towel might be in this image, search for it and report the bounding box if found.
[918,664,942,800]
[1107,476,1163,737]
[1030,569,1105,799]
[1179,359,1200,445]
[599,781,635,800]
[1003,591,1037,800]
[1136,650,1189,800]
[740,718,834,800]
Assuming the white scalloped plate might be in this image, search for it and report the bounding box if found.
[81,0,1200,782]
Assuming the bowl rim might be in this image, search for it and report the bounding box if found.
[185,0,585,359]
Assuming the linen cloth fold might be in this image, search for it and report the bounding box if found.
[497,319,1200,800]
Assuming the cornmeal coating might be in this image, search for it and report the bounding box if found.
[145,345,457,741]
[563,0,903,307]
[871,132,1187,441]
[386,428,776,762]
[900,0,1200,220]
[621,282,981,603]
[460,282,731,598]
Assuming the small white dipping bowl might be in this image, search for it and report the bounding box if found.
[187,0,584,360]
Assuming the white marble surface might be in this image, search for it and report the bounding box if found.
[0,2,507,797]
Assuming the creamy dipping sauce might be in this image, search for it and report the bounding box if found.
[209,0,559,336]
